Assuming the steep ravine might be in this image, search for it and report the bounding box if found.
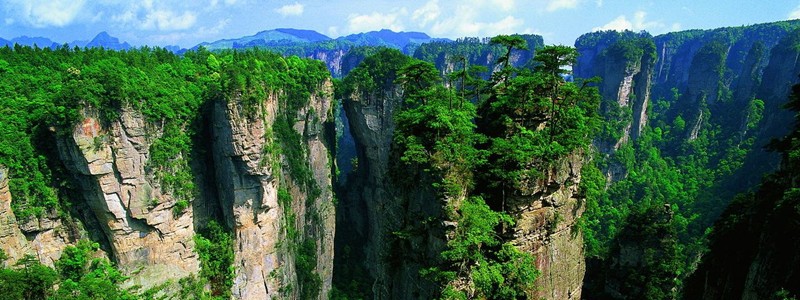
[574,20,800,299]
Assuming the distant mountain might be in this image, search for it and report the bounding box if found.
[70,40,89,48]
[0,36,59,48]
[272,28,331,42]
[192,28,449,53]
[85,32,131,50]
[0,32,135,50]
[162,45,183,53]
[338,29,446,50]
[197,28,332,50]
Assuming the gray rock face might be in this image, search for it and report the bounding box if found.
[56,109,199,288]
[340,84,406,298]
[510,152,587,300]
[574,33,655,183]
[212,81,334,299]
[0,167,31,265]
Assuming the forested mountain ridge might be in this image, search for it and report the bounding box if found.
[0,19,799,300]
[0,47,336,299]
[574,20,800,298]
[683,81,800,300]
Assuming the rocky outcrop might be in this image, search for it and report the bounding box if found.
[413,35,544,80]
[309,49,346,78]
[510,152,586,300]
[339,82,414,298]
[575,31,655,182]
[0,168,74,267]
[212,82,335,299]
[56,109,199,287]
[0,167,30,265]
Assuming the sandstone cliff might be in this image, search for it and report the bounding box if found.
[574,21,800,299]
[0,51,336,299]
[337,75,443,298]
[212,81,335,299]
[56,109,200,288]
[510,152,587,300]
[575,31,656,182]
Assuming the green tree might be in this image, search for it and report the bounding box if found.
[194,221,235,298]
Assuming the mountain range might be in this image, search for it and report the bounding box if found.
[0,28,448,53]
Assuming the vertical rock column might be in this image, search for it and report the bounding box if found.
[341,86,404,298]
[212,94,282,299]
[511,153,587,300]
[213,82,334,299]
[57,109,199,287]
[0,167,31,265]
[0,173,75,267]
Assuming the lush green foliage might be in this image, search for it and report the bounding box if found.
[369,41,600,298]
[682,79,800,299]
[424,197,540,299]
[277,187,322,298]
[0,241,154,300]
[0,254,59,300]
[194,220,235,298]
[342,47,411,99]
[577,23,800,298]
[477,44,601,199]
[296,240,322,299]
[0,43,331,298]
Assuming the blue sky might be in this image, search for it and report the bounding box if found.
[0,0,798,48]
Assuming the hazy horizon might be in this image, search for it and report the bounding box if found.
[1,1,798,48]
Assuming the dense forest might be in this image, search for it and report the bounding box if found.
[0,45,334,299]
[1,20,799,300]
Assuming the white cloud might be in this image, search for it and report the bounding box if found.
[486,16,524,35]
[790,4,800,19]
[6,0,87,27]
[490,0,515,11]
[430,4,479,36]
[141,10,197,31]
[347,9,407,33]
[109,2,198,31]
[412,0,440,27]
[111,10,135,24]
[593,15,632,31]
[430,4,524,38]
[276,2,304,17]
[595,0,603,7]
[592,11,667,33]
[546,0,578,12]
[328,26,340,37]
[90,12,104,23]
[197,18,230,36]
